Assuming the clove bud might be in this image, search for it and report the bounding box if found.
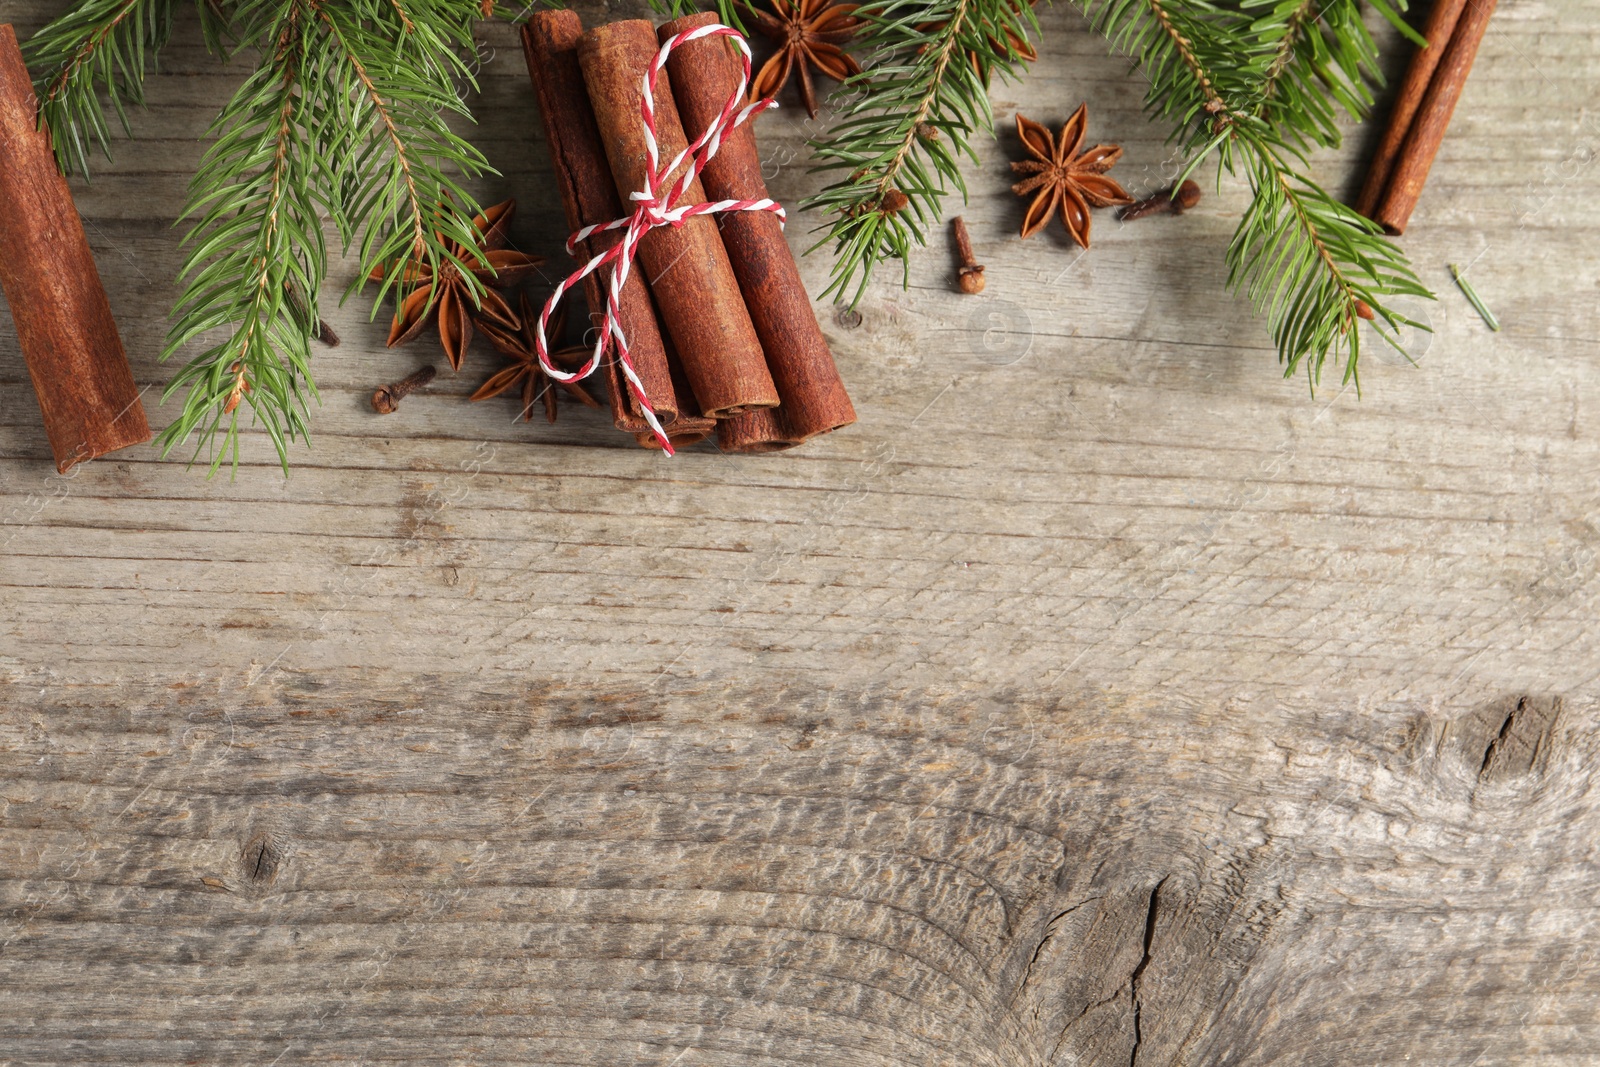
[1118,179,1202,222]
[950,216,985,295]
[372,365,437,415]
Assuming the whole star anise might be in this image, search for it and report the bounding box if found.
[748,0,863,120]
[471,292,602,424]
[1010,104,1133,247]
[371,199,545,371]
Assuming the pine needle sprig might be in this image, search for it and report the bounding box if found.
[156,0,495,474]
[23,0,184,177]
[1079,0,1432,387]
[805,0,1040,305]
[156,0,323,475]
[305,0,492,312]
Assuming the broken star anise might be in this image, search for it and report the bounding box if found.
[371,199,545,372]
[748,0,863,120]
[1010,104,1133,248]
[471,291,602,424]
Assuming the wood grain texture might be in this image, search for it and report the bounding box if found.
[2,679,1597,1066]
[2,0,1599,1062]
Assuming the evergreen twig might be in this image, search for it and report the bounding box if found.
[805,0,1039,305]
[24,0,183,177]
[1079,0,1431,387]
[24,0,496,475]
[646,0,749,34]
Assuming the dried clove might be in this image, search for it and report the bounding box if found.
[372,365,437,414]
[950,216,986,294]
[1118,179,1202,222]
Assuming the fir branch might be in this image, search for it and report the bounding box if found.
[1078,0,1432,387]
[1248,0,1389,153]
[155,0,495,475]
[805,0,1039,305]
[156,0,321,475]
[1228,146,1428,386]
[23,0,185,177]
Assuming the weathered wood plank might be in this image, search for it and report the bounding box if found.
[3,0,1600,1061]
[3,680,1598,1065]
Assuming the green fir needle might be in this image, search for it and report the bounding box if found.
[1450,264,1501,332]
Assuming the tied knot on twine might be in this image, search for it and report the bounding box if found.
[536,23,785,454]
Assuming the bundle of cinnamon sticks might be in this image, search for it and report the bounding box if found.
[521,11,854,453]
[1355,0,1498,235]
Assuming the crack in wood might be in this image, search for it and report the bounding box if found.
[1479,697,1524,778]
[1126,877,1166,1067]
[1467,695,1564,797]
[240,831,284,889]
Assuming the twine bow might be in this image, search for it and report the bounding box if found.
[534,23,785,454]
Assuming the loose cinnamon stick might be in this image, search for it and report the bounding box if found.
[1370,0,1498,235]
[0,25,149,473]
[520,13,678,434]
[578,20,779,419]
[661,13,856,451]
[1353,0,1471,219]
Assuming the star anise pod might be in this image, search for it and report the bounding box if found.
[748,0,863,120]
[1010,104,1134,248]
[370,199,545,372]
[471,291,602,424]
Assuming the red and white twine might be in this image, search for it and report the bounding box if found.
[534,22,784,454]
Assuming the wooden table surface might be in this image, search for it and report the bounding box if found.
[3,0,1597,1063]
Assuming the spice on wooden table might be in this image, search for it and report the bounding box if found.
[472,292,603,423]
[371,365,436,414]
[1354,0,1472,222]
[371,199,544,371]
[1010,104,1133,246]
[1118,179,1201,222]
[661,12,856,452]
[747,0,863,120]
[578,19,779,420]
[1365,0,1498,235]
[0,24,150,473]
[520,12,681,436]
[638,339,717,449]
[949,216,985,294]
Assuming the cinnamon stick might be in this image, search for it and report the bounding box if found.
[639,335,716,450]
[520,13,677,434]
[578,20,779,419]
[1369,0,1498,235]
[715,407,790,452]
[661,13,856,451]
[1353,0,1471,220]
[0,24,149,473]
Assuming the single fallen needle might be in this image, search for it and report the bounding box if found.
[1118,179,1202,222]
[950,216,985,294]
[1450,263,1500,331]
[372,365,437,414]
